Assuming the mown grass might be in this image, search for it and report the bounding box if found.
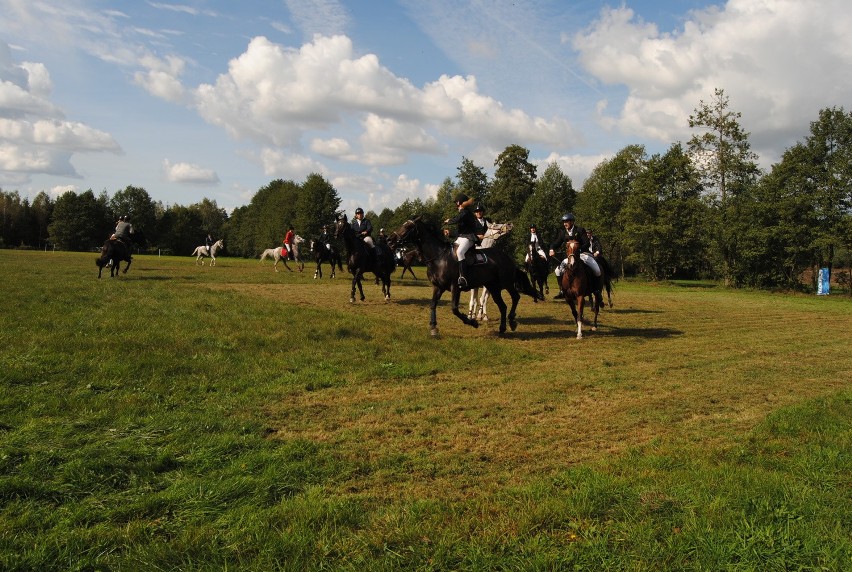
[0,250,849,570]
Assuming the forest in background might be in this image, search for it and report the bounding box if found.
[1,91,849,291]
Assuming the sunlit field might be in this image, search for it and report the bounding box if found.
[1,250,849,570]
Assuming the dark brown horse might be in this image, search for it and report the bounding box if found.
[560,239,602,338]
[387,217,542,337]
[396,247,421,280]
[96,239,132,278]
[334,214,396,303]
[525,242,550,299]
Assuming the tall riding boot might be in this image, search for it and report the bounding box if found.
[457,259,468,288]
[554,274,564,299]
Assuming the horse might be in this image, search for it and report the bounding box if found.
[334,214,396,302]
[387,217,541,337]
[96,239,132,278]
[192,239,223,266]
[468,221,513,321]
[525,242,550,300]
[261,236,305,272]
[396,247,421,280]
[309,238,342,279]
[560,239,603,339]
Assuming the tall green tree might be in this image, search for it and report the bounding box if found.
[456,156,489,207]
[31,192,54,249]
[489,144,537,223]
[622,144,707,280]
[519,162,575,245]
[804,107,852,276]
[295,173,341,239]
[577,144,646,276]
[109,185,157,248]
[0,190,32,248]
[48,189,111,251]
[688,88,760,283]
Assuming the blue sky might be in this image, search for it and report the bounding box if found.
[2,0,850,215]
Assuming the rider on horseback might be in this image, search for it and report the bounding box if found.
[549,213,601,297]
[473,204,490,242]
[525,223,547,263]
[110,215,134,245]
[444,193,477,288]
[351,208,374,248]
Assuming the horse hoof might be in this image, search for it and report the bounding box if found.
[350,297,356,304]
[430,328,439,337]
[509,320,518,331]
[470,320,479,329]
[591,326,597,331]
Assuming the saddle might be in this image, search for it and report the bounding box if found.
[452,245,488,265]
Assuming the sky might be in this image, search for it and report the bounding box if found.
[1,0,851,215]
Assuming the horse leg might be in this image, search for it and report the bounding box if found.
[429,286,442,337]
[490,290,508,334]
[479,289,490,321]
[450,286,479,329]
[591,292,601,331]
[123,258,132,275]
[576,297,585,339]
[507,288,520,332]
[468,288,477,319]
[314,262,321,279]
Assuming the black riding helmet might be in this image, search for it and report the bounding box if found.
[561,213,575,222]
[455,193,469,204]
[473,204,484,212]
[355,207,364,215]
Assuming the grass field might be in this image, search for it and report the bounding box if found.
[1,250,850,570]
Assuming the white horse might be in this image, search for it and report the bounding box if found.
[468,222,513,321]
[193,239,224,266]
[260,236,305,272]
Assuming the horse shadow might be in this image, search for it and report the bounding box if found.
[512,321,681,340]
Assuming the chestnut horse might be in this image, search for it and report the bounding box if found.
[388,217,542,337]
[560,239,603,339]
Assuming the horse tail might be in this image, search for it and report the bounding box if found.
[515,268,543,302]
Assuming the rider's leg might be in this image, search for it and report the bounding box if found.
[456,238,472,287]
[580,253,601,276]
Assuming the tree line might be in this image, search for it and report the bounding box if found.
[1,90,849,292]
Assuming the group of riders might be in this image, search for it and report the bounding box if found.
[107,197,610,293]
[443,193,611,296]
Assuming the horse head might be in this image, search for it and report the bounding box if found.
[334,215,349,239]
[386,216,421,250]
[565,239,582,267]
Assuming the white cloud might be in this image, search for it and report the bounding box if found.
[0,45,121,183]
[192,34,577,171]
[310,136,352,158]
[257,147,327,180]
[162,159,219,184]
[573,0,852,163]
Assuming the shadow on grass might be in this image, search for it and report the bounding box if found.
[515,323,682,340]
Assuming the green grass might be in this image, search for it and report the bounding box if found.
[1,250,850,570]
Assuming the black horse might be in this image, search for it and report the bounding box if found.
[525,242,550,298]
[309,237,343,279]
[334,214,396,303]
[387,217,542,337]
[96,238,132,278]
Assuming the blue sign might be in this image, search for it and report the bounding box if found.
[817,267,830,295]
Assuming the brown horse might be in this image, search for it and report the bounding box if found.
[560,239,602,339]
[387,217,542,337]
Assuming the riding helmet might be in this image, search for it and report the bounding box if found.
[561,213,575,222]
[355,207,364,215]
[530,223,537,229]
[473,204,484,212]
[455,193,469,204]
